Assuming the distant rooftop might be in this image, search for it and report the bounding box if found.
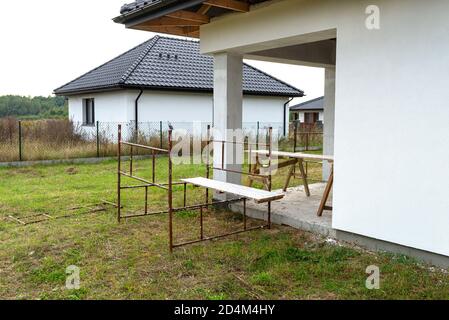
[55,36,304,97]
[290,97,324,111]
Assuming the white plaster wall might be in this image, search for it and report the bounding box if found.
[68,91,133,123]
[243,95,289,136]
[200,0,449,257]
[136,90,213,122]
[69,89,288,126]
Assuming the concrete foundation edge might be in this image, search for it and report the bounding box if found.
[336,230,449,269]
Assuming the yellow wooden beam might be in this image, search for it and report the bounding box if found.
[197,4,212,15]
[203,0,250,13]
[134,24,200,38]
[141,16,204,27]
[165,10,210,23]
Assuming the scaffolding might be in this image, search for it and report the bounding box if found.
[116,124,279,252]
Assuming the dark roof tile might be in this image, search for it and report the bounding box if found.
[55,36,304,97]
[290,96,324,111]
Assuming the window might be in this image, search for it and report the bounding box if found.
[304,112,319,124]
[83,98,95,126]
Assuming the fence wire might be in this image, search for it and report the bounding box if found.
[0,119,323,163]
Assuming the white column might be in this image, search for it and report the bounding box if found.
[323,67,335,181]
[213,52,243,188]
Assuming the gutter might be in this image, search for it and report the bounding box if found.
[283,97,294,137]
[135,89,144,140]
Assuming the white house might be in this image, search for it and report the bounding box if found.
[290,96,324,124]
[114,0,449,266]
[54,36,303,136]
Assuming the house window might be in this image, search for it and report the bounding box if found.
[304,112,319,124]
[83,98,95,126]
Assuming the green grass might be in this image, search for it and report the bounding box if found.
[0,159,448,300]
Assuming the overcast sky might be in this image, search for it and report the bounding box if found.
[0,0,324,104]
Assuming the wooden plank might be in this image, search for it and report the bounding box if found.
[134,24,200,38]
[181,177,284,203]
[250,150,334,162]
[317,165,334,217]
[142,16,204,27]
[165,10,210,23]
[197,4,212,15]
[203,0,250,12]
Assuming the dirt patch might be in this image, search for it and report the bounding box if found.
[65,167,78,175]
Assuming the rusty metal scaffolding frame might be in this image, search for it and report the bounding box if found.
[116,124,274,252]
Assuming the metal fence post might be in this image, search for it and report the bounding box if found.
[160,121,163,148]
[256,121,260,149]
[306,132,310,152]
[293,120,298,152]
[96,121,100,158]
[18,120,22,161]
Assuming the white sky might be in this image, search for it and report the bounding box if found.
[0,0,323,104]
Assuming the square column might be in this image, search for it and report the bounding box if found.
[323,67,335,180]
[213,52,243,188]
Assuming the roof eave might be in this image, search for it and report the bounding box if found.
[113,0,203,27]
[54,84,303,98]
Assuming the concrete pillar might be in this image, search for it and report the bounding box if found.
[323,67,335,180]
[213,52,243,189]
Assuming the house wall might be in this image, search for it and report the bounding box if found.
[68,91,134,124]
[200,0,449,257]
[294,111,324,123]
[68,89,288,132]
[69,90,288,135]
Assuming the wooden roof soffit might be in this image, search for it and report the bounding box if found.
[133,0,250,38]
[203,0,250,13]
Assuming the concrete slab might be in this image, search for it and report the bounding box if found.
[231,183,335,238]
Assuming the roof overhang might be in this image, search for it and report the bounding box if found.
[55,84,302,98]
[113,1,265,38]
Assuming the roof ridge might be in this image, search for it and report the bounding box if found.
[54,38,156,93]
[243,62,304,96]
[120,36,160,84]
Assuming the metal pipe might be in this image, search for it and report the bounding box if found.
[221,140,225,170]
[268,127,273,229]
[200,205,204,240]
[145,186,148,214]
[183,182,187,207]
[172,225,268,248]
[18,120,22,161]
[121,141,168,153]
[117,125,122,223]
[119,171,168,190]
[168,127,174,253]
[119,198,246,221]
[210,140,269,147]
[206,125,211,204]
[130,146,133,175]
[243,198,247,231]
[152,151,156,183]
[211,167,267,178]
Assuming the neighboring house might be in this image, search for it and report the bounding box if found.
[113,0,449,265]
[54,36,303,135]
[290,97,324,124]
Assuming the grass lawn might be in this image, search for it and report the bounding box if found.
[0,158,448,300]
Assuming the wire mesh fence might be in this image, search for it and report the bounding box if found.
[0,119,323,163]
